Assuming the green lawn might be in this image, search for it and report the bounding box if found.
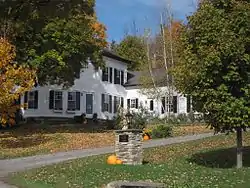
[8,132,250,188]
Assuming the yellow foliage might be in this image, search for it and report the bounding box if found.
[0,38,36,126]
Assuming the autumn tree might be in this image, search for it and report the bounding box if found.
[0,0,107,87]
[172,0,250,168]
[115,35,147,70]
[0,38,35,126]
[139,17,182,116]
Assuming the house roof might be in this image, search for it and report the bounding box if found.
[125,68,168,89]
[102,49,132,65]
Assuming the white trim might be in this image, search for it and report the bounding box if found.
[53,90,63,111]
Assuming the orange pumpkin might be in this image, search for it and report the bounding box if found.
[107,155,117,165]
[143,135,150,141]
[116,159,123,165]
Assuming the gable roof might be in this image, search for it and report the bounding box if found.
[124,68,168,89]
[102,49,132,65]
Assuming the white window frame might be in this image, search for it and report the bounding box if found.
[114,96,121,113]
[116,70,121,84]
[166,96,173,113]
[103,67,113,83]
[54,90,63,111]
[103,94,109,112]
[67,91,77,111]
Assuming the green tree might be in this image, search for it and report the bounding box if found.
[0,0,107,87]
[115,35,147,70]
[172,0,250,168]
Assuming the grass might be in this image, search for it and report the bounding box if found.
[0,122,211,159]
[8,131,250,188]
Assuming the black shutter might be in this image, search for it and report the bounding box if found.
[109,95,112,113]
[187,95,191,113]
[24,92,28,109]
[76,92,81,111]
[150,100,154,111]
[161,97,165,114]
[102,68,105,81]
[34,91,38,109]
[114,96,117,113]
[101,94,105,112]
[17,95,21,105]
[49,90,54,109]
[127,99,130,109]
[121,71,124,85]
[173,96,178,113]
[135,98,138,109]
[121,97,124,108]
[109,67,113,83]
[114,69,118,84]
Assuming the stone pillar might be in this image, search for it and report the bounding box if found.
[115,129,143,165]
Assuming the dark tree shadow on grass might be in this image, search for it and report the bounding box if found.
[187,146,250,168]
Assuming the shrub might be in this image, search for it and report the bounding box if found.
[113,106,151,130]
[113,108,126,130]
[92,113,98,122]
[74,113,87,124]
[131,106,151,129]
[177,113,189,124]
[151,124,173,138]
[187,112,196,123]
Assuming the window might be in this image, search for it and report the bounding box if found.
[24,91,38,109]
[114,96,121,113]
[161,96,177,114]
[102,67,109,82]
[67,92,81,111]
[102,67,113,83]
[68,92,76,110]
[166,96,174,113]
[54,91,63,110]
[114,69,125,85]
[49,90,63,111]
[130,98,138,109]
[114,69,120,84]
[150,100,154,111]
[102,94,109,112]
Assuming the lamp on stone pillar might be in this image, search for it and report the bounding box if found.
[125,111,133,129]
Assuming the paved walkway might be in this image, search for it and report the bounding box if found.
[0,133,214,188]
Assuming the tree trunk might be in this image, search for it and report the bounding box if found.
[236,127,243,169]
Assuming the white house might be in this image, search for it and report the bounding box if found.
[124,70,192,118]
[22,50,191,121]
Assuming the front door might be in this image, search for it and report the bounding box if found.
[86,93,93,114]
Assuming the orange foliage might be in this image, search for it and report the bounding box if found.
[0,38,35,126]
[164,21,182,41]
[91,19,107,47]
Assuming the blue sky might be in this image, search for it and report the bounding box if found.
[95,0,197,42]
